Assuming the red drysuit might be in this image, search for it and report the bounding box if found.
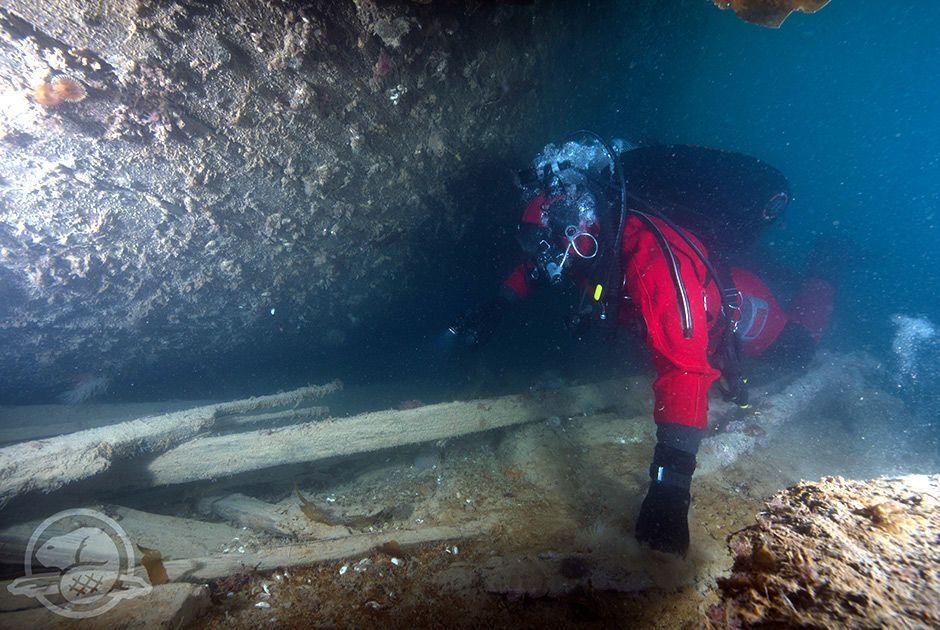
[503,209,834,431]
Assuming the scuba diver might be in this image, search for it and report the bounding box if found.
[447,134,835,556]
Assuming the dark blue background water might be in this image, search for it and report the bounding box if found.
[640,1,940,351]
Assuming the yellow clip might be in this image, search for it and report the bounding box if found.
[593,284,603,301]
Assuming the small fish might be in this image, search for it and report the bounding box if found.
[294,483,414,530]
[295,483,343,526]
[138,544,169,586]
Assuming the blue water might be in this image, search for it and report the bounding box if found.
[654,2,939,349]
[440,2,940,413]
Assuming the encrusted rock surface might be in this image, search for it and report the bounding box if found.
[0,0,563,398]
[0,0,803,400]
[712,0,830,28]
[709,475,940,628]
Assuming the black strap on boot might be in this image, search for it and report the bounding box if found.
[650,424,702,488]
[648,443,696,490]
[636,426,702,556]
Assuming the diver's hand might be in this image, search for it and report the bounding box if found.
[635,482,691,556]
[447,295,510,346]
[719,373,749,408]
[635,440,697,556]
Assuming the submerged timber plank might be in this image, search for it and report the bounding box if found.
[0,401,216,445]
[135,381,629,488]
[149,520,491,583]
[0,382,340,504]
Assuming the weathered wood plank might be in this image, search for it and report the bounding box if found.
[131,380,629,488]
[151,519,492,583]
[0,381,340,503]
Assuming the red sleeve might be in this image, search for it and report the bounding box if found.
[502,261,534,301]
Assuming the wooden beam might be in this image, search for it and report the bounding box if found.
[0,381,341,504]
[150,519,492,583]
[126,380,630,489]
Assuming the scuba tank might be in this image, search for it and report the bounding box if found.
[619,144,790,256]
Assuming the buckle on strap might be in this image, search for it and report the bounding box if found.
[722,287,743,310]
[649,464,692,490]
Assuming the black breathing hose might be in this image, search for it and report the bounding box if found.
[628,209,695,338]
[627,192,733,315]
[566,130,628,261]
[566,130,694,338]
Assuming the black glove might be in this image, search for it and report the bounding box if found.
[447,295,510,346]
[635,426,701,556]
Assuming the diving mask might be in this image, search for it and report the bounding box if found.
[518,223,598,285]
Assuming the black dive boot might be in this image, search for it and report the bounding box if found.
[635,425,701,556]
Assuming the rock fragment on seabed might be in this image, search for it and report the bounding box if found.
[708,474,940,628]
